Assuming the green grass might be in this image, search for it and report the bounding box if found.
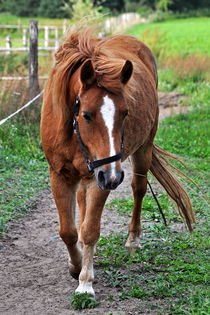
[127,17,210,56]
[0,116,49,235]
[70,292,99,310]
[100,81,209,313]
[157,94,210,161]
[95,223,209,313]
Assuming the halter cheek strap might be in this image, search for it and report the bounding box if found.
[73,97,124,173]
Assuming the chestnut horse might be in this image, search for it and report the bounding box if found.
[41,28,195,297]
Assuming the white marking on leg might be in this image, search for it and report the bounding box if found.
[75,245,95,297]
[100,95,116,177]
[75,280,95,297]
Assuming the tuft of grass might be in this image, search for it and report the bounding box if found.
[70,292,99,310]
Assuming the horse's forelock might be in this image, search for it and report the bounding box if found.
[51,28,142,115]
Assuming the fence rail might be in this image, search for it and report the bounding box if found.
[0,13,145,54]
[0,76,48,80]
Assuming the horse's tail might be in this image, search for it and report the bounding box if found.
[150,144,196,232]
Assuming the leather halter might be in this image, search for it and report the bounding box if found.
[73,97,124,173]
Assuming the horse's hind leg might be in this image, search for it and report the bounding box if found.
[50,168,82,279]
[125,146,152,252]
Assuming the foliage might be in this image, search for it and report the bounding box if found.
[94,0,126,14]
[0,54,28,76]
[137,5,154,17]
[70,293,99,310]
[157,0,173,12]
[71,0,103,24]
[168,0,209,12]
[125,0,209,14]
[1,0,41,17]
[38,0,72,18]
[1,0,209,17]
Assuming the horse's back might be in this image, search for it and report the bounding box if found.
[101,34,158,88]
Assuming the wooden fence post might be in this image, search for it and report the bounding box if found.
[63,19,67,34]
[55,27,59,49]
[23,28,27,47]
[6,35,11,55]
[18,19,21,35]
[44,26,49,48]
[29,20,40,104]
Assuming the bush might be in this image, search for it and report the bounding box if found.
[137,5,154,17]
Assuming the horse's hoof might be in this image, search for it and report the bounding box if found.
[69,270,80,280]
[125,245,141,254]
[75,282,95,298]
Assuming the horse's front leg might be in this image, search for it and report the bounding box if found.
[77,180,87,249]
[50,168,82,279]
[75,179,109,297]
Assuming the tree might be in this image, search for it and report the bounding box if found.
[168,0,209,12]
[2,0,40,16]
[94,0,126,13]
[38,0,72,18]
[71,0,103,23]
[157,0,173,11]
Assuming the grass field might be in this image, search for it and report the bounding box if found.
[0,15,209,312]
[127,17,210,56]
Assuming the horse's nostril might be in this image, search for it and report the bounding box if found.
[98,170,105,183]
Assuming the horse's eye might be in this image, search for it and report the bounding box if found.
[82,111,92,122]
[123,109,129,119]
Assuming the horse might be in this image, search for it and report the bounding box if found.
[41,28,195,297]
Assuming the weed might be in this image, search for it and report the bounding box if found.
[70,292,99,310]
[139,28,167,58]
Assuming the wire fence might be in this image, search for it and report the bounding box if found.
[0,90,44,126]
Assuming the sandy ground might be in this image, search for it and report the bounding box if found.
[0,92,188,314]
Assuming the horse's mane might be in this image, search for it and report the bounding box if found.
[49,28,154,114]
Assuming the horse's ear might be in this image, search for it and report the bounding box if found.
[120,60,133,85]
[80,60,96,88]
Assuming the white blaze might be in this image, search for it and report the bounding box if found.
[100,96,116,176]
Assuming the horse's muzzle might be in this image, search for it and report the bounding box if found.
[95,168,124,191]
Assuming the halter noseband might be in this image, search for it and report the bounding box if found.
[73,97,124,173]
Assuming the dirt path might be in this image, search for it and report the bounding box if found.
[0,93,187,315]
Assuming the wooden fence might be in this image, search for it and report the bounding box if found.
[0,13,145,54]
